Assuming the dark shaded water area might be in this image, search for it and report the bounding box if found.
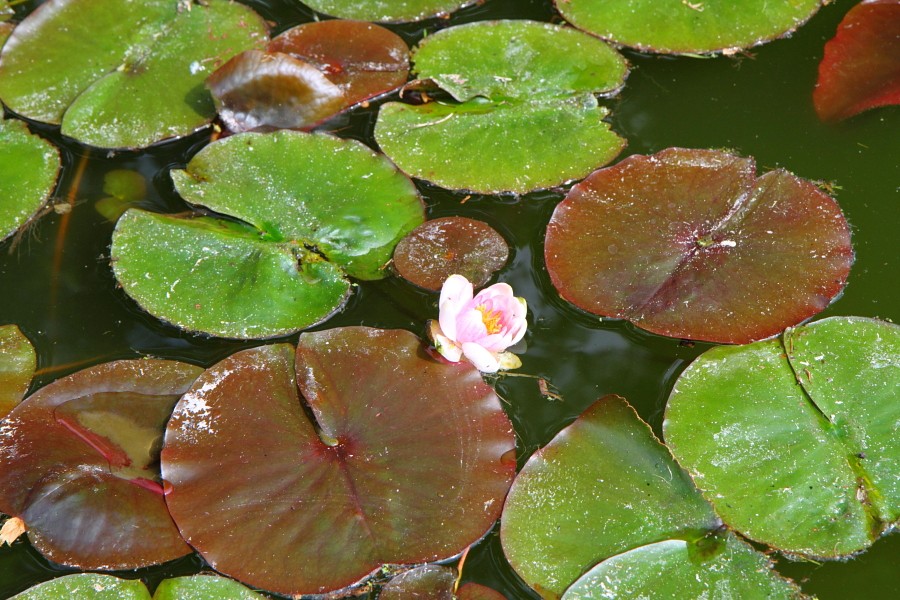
[1,0,898,597]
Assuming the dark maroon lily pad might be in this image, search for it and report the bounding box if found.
[814,0,900,122]
[162,327,515,597]
[269,20,409,108]
[0,359,201,569]
[545,148,853,344]
[208,21,409,133]
[393,217,509,291]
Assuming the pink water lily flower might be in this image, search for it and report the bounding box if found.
[428,274,527,373]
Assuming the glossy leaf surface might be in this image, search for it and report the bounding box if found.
[112,131,424,339]
[664,317,900,558]
[0,119,60,241]
[0,325,35,418]
[0,0,267,149]
[556,0,824,54]
[393,217,509,291]
[379,565,456,600]
[814,0,900,122]
[10,574,151,600]
[206,50,344,132]
[0,360,201,569]
[152,575,264,600]
[562,534,801,600]
[302,0,474,22]
[375,21,627,193]
[162,328,516,596]
[269,20,409,108]
[545,148,853,344]
[501,396,718,598]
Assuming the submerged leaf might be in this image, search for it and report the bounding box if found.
[0,0,267,149]
[379,565,456,600]
[556,0,825,54]
[376,20,627,194]
[111,131,424,339]
[0,119,60,242]
[664,317,900,558]
[0,359,201,569]
[0,324,36,418]
[162,327,516,596]
[545,148,853,344]
[814,0,900,122]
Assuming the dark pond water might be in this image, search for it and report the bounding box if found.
[1,0,898,597]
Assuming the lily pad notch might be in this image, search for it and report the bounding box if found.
[111,131,425,339]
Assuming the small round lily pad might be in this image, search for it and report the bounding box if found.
[375,20,628,194]
[0,118,60,242]
[0,0,267,149]
[111,131,424,339]
[301,0,475,22]
[393,217,509,291]
[556,0,825,55]
[152,575,264,600]
[0,324,36,418]
[545,148,853,344]
[162,327,516,596]
[664,317,900,558]
[0,359,201,569]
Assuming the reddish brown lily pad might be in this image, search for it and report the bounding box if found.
[208,21,409,133]
[814,0,900,122]
[0,359,201,569]
[206,50,345,132]
[393,217,509,291]
[162,327,515,597]
[269,20,409,108]
[545,148,853,344]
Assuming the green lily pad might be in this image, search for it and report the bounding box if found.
[162,327,516,596]
[375,20,627,194]
[0,118,60,242]
[392,217,509,291]
[152,575,263,600]
[500,395,719,598]
[301,0,475,22]
[0,0,267,149]
[562,534,802,599]
[11,573,263,600]
[0,325,35,418]
[545,148,853,344]
[111,131,424,339]
[556,0,824,55]
[664,317,900,558]
[0,359,201,569]
[10,574,151,600]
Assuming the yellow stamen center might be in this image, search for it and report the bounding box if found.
[477,304,503,335]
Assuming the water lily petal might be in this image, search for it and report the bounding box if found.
[456,308,489,343]
[439,274,473,341]
[474,282,514,302]
[428,320,463,362]
[461,342,501,373]
[508,297,528,345]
